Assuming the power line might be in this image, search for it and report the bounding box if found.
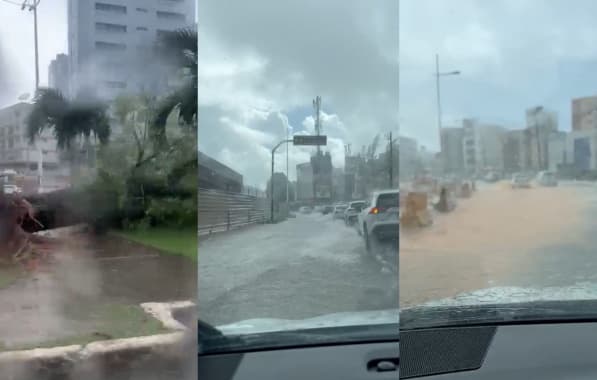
[0,0,23,6]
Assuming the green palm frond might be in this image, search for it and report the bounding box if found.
[27,87,110,150]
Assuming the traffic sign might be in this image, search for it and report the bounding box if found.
[293,135,327,146]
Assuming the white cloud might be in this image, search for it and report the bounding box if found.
[400,0,597,150]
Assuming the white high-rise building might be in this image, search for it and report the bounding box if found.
[48,53,70,97]
[67,0,196,100]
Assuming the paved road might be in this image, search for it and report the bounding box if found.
[198,213,398,326]
[401,181,597,307]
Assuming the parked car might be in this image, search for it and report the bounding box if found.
[344,200,366,226]
[536,171,558,187]
[332,204,348,219]
[511,173,532,189]
[357,190,399,254]
[322,205,334,215]
[299,206,312,214]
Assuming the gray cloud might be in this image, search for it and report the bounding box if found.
[198,0,398,187]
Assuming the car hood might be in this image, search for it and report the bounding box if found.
[402,283,597,329]
[216,309,399,335]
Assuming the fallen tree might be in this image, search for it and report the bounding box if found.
[0,192,61,270]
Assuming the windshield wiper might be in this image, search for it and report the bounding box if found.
[401,300,597,330]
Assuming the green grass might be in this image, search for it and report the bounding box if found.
[0,303,170,351]
[114,227,197,261]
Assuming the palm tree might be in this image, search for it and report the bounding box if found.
[26,88,111,178]
[150,27,197,151]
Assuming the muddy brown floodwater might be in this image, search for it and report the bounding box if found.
[401,182,586,307]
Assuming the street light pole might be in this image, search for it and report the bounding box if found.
[434,54,461,173]
[435,54,442,155]
[33,2,39,90]
[22,0,41,91]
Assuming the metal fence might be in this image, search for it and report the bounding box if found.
[198,188,267,236]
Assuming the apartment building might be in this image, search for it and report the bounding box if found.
[0,103,60,172]
[67,0,196,100]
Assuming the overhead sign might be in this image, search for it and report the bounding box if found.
[293,135,327,146]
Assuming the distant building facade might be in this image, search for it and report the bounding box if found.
[525,106,558,171]
[48,54,70,97]
[197,151,243,192]
[0,103,60,172]
[572,95,597,132]
[67,0,196,100]
[296,162,313,200]
[440,127,464,174]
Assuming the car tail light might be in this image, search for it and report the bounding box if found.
[370,207,381,214]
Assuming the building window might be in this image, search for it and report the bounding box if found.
[95,2,126,14]
[136,26,148,31]
[136,7,148,12]
[156,11,185,20]
[95,22,127,33]
[95,41,127,51]
[104,81,127,89]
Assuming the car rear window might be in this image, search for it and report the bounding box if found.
[376,193,398,209]
[351,202,365,210]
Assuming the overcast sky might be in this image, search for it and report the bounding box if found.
[402,0,597,151]
[0,0,67,106]
[198,0,399,189]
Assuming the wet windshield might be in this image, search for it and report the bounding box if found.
[0,1,197,378]
[198,0,399,353]
[401,0,597,328]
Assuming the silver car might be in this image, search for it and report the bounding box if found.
[536,171,558,187]
[344,201,366,226]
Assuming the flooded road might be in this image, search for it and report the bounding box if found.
[401,181,596,307]
[198,213,398,327]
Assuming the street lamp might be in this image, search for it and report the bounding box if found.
[434,54,460,160]
[21,0,41,91]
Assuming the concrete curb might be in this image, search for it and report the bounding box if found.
[0,300,196,376]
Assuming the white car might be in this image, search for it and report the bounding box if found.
[536,171,558,187]
[357,190,399,254]
[332,204,348,219]
[511,173,532,189]
[2,184,20,194]
[344,200,366,226]
[299,206,312,214]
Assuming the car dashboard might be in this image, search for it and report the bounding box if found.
[198,340,399,379]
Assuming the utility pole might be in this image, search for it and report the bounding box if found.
[387,132,394,188]
[21,0,41,91]
[313,96,322,155]
[286,124,289,204]
[435,54,442,156]
[312,96,322,202]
